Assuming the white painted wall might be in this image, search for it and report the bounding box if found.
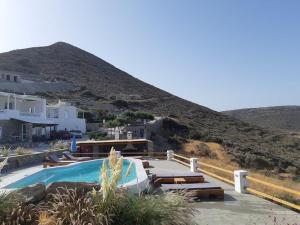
[0,93,47,121]
[47,101,86,133]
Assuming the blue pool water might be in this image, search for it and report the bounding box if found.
[5,159,137,189]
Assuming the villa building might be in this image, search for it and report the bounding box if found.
[0,92,86,144]
[0,92,56,143]
[46,100,86,133]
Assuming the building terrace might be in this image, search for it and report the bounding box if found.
[0,149,298,225]
[149,159,299,225]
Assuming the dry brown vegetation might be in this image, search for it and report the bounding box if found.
[15,147,33,155]
[182,140,300,202]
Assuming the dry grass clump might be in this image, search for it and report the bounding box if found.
[1,146,11,157]
[51,141,69,150]
[15,147,33,155]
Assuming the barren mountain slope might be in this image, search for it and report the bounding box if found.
[223,106,300,132]
[0,42,299,173]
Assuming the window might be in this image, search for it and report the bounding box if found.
[14,76,18,82]
[29,107,35,113]
[6,75,10,81]
[48,109,59,118]
[64,110,69,119]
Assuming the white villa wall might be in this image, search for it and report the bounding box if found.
[0,93,47,121]
[47,101,86,133]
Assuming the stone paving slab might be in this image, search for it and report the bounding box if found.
[148,160,300,225]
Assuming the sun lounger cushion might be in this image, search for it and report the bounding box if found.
[63,151,91,161]
[48,154,75,163]
[155,172,204,178]
[160,182,222,191]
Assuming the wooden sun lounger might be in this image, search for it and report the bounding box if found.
[63,151,91,161]
[154,172,205,184]
[160,183,224,199]
[43,154,76,168]
[43,161,75,168]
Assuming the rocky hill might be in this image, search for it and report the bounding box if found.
[0,42,299,174]
[223,106,300,132]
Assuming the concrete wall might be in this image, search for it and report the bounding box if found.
[0,149,66,171]
[47,103,86,133]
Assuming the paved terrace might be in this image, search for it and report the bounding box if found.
[149,160,299,225]
[0,159,299,224]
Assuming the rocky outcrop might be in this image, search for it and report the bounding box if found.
[8,182,101,204]
[11,183,46,204]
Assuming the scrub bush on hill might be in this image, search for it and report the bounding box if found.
[105,111,154,128]
[87,131,109,140]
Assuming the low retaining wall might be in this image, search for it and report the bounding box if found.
[0,149,67,171]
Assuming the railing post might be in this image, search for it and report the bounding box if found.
[116,151,121,158]
[234,170,248,193]
[190,158,198,172]
[166,150,174,161]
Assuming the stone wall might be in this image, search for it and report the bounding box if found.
[0,149,66,171]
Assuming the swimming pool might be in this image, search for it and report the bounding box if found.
[4,158,148,190]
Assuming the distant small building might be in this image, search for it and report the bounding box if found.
[102,119,152,140]
[0,71,21,83]
[47,100,86,133]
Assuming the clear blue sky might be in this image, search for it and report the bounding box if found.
[0,0,300,111]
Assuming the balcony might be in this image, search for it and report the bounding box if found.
[0,109,43,121]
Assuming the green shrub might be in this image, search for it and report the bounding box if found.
[112,100,129,108]
[105,111,154,128]
[87,131,109,140]
[103,191,196,225]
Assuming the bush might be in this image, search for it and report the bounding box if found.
[105,111,154,128]
[15,147,33,155]
[162,118,189,138]
[87,131,109,140]
[112,100,128,108]
[0,192,20,222]
[90,190,196,225]
[51,141,69,150]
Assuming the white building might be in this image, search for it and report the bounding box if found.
[0,92,56,143]
[47,100,86,133]
[0,92,86,143]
